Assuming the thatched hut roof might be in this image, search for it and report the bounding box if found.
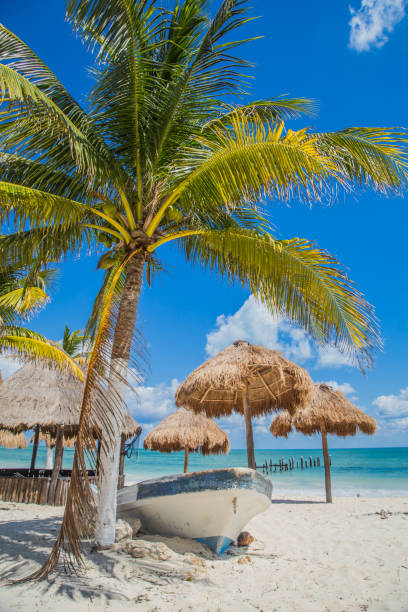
[0,363,141,439]
[144,408,230,455]
[0,429,27,449]
[270,383,377,438]
[30,432,76,449]
[175,340,314,417]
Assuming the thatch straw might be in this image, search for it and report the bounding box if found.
[175,340,314,417]
[0,362,141,439]
[270,383,377,438]
[0,428,27,449]
[29,432,76,449]
[143,408,230,455]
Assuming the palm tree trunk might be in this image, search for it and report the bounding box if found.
[94,252,145,548]
[242,383,256,469]
[48,426,64,505]
[321,424,332,503]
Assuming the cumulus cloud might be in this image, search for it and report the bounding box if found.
[316,346,355,369]
[206,296,312,363]
[349,0,406,52]
[323,381,356,395]
[373,387,408,418]
[206,296,355,370]
[126,378,179,422]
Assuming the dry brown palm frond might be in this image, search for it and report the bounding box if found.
[144,408,230,455]
[175,340,313,417]
[19,254,144,581]
[270,383,377,438]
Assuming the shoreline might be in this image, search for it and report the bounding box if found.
[1,495,407,611]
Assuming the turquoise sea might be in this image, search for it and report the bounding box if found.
[1,446,407,498]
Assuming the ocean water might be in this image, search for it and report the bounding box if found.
[1,446,407,498]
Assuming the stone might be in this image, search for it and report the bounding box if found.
[237,531,254,547]
[115,519,133,542]
[119,514,142,536]
[237,555,252,565]
[124,540,172,561]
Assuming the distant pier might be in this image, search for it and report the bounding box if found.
[256,455,329,474]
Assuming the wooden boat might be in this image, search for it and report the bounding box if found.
[117,467,272,554]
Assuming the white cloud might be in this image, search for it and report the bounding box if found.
[126,378,179,422]
[323,381,356,395]
[316,346,355,369]
[349,0,406,52]
[0,356,22,380]
[206,296,312,363]
[206,296,356,371]
[373,387,408,418]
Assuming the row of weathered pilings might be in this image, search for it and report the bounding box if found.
[256,455,330,474]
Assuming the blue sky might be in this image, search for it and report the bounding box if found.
[1,0,408,449]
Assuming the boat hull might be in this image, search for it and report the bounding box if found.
[117,468,272,554]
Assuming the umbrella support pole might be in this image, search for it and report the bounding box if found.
[321,426,332,503]
[118,435,126,489]
[30,425,40,471]
[48,426,64,505]
[184,447,189,473]
[243,385,256,470]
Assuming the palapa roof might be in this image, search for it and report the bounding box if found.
[0,363,141,439]
[0,428,27,449]
[270,383,377,438]
[143,408,230,455]
[175,340,314,417]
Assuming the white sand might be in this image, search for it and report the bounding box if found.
[0,496,407,612]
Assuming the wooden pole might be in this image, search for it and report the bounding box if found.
[321,424,332,503]
[300,456,304,469]
[184,447,189,473]
[242,383,256,469]
[48,425,64,505]
[30,425,40,472]
[119,435,126,478]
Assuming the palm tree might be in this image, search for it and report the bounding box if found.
[0,1,407,573]
[62,325,90,367]
[0,266,84,377]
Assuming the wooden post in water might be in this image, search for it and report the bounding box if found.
[321,423,332,503]
[309,456,313,468]
[184,447,189,473]
[300,457,304,469]
[296,461,299,468]
[242,383,256,469]
[30,425,40,471]
[317,457,321,467]
[48,425,64,504]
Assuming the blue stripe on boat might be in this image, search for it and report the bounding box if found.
[136,468,272,501]
[195,536,233,555]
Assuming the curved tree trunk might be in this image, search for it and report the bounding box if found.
[94,253,145,548]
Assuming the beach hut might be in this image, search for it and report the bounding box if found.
[144,408,230,472]
[0,429,27,449]
[0,363,141,504]
[175,340,313,469]
[270,383,377,502]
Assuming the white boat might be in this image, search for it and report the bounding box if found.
[117,467,272,554]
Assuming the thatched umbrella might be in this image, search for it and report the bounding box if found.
[270,383,377,502]
[0,362,141,477]
[0,429,27,449]
[144,408,230,472]
[175,340,314,469]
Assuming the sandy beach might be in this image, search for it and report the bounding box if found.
[0,496,407,612]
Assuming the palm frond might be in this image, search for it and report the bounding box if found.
[0,328,84,379]
[180,229,380,369]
